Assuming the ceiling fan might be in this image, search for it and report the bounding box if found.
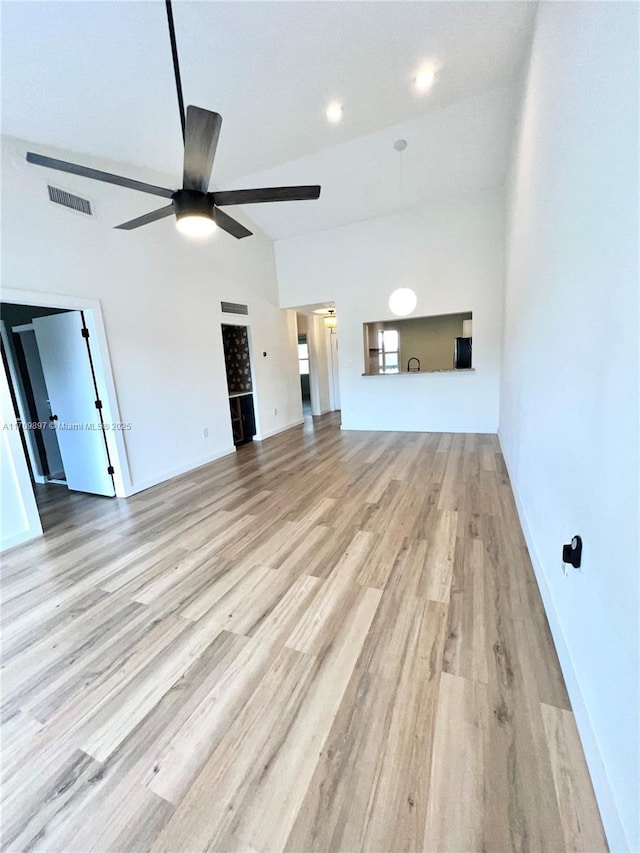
[26,1,321,240]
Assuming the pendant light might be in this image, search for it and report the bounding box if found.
[323,309,337,331]
[388,139,417,317]
[389,287,417,316]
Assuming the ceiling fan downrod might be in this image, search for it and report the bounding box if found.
[165,0,186,143]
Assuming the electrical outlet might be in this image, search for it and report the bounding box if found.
[202,427,209,438]
[273,408,277,416]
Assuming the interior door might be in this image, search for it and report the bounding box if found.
[16,329,65,478]
[32,311,115,496]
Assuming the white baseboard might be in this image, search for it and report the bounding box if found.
[255,419,304,441]
[1,526,43,552]
[498,432,628,853]
[126,446,237,496]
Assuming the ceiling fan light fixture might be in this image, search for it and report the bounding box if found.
[175,213,217,238]
[173,188,217,238]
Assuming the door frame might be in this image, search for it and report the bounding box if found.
[1,352,43,549]
[1,288,131,497]
[297,331,312,409]
[0,319,47,483]
[328,329,341,412]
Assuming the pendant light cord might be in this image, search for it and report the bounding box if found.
[165,0,186,143]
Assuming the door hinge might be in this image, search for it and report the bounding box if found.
[95,399,103,410]
[81,327,90,338]
[107,465,115,476]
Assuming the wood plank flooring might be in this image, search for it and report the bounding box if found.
[0,414,607,852]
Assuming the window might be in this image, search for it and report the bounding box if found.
[298,337,310,375]
[378,329,399,374]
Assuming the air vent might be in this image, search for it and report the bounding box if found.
[47,185,93,216]
[221,301,249,315]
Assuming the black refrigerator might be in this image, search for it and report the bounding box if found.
[454,337,472,369]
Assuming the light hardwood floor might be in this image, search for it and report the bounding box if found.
[1,414,607,852]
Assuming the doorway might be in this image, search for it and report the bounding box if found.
[298,332,312,418]
[295,308,340,419]
[1,301,117,501]
[1,290,130,549]
[221,324,257,447]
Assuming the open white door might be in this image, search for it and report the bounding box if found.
[33,311,115,497]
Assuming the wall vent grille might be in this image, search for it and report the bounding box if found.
[221,301,249,315]
[47,185,93,216]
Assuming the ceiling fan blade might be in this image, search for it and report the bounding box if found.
[213,207,252,239]
[26,152,175,199]
[114,204,175,231]
[183,106,222,192]
[211,185,321,206]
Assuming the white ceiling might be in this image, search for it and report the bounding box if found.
[2,1,536,239]
[225,86,518,239]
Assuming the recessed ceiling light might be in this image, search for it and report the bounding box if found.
[326,102,343,124]
[414,66,437,93]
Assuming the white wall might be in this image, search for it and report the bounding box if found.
[276,188,504,432]
[1,135,302,499]
[500,4,639,850]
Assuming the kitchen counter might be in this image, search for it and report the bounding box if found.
[361,368,475,376]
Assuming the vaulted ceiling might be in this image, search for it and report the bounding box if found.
[2,1,536,239]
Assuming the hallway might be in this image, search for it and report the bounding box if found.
[1,415,606,851]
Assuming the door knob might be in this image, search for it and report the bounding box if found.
[49,414,58,421]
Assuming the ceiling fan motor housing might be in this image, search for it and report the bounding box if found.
[172,188,212,221]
